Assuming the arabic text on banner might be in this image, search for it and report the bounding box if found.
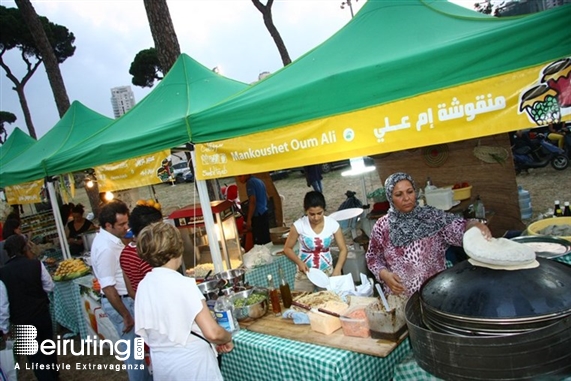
[195,61,570,180]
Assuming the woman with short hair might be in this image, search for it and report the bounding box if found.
[134,222,233,381]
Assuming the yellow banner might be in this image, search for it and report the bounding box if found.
[5,179,45,205]
[196,60,571,180]
[95,149,171,192]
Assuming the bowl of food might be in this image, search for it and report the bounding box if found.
[527,217,571,242]
[230,288,268,321]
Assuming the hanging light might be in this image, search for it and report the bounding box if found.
[104,191,114,201]
[341,157,375,177]
[84,170,97,188]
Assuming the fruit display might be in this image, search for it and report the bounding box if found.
[136,199,162,211]
[452,182,470,189]
[53,258,90,281]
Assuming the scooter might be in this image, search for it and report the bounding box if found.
[511,132,569,174]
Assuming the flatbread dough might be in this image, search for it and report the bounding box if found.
[463,227,536,266]
[468,258,539,270]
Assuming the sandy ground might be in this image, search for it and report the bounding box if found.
[149,165,567,227]
[11,164,569,380]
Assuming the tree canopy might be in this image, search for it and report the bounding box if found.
[0,111,17,144]
[129,47,163,88]
[0,5,75,138]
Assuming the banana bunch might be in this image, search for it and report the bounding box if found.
[53,258,90,281]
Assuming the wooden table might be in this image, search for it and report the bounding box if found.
[240,307,407,358]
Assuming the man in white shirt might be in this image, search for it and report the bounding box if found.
[91,199,151,381]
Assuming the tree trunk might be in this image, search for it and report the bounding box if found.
[262,11,291,66]
[85,184,101,220]
[14,83,37,140]
[15,0,70,118]
[0,53,41,139]
[143,0,181,73]
[251,0,292,66]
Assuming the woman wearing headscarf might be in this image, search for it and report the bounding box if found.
[365,172,491,297]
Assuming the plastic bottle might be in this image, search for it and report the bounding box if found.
[214,294,239,334]
[417,188,425,207]
[267,274,282,316]
[563,202,571,217]
[425,177,436,193]
[278,265,292,309]
[517,186,532,220]
[474,195,486,219]
[554,200,563,217]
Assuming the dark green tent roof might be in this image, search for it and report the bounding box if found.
[188,0,571,143]
[43,53,247,176]
[0,127,36,168]
[0,102,113,187]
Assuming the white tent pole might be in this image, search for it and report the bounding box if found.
[47,180,71,259]
[190,150,224,274]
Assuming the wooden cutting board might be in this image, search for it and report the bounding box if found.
[239,310,407,358]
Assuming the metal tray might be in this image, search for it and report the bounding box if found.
[511,235,571,259]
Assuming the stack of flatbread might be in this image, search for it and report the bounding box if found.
[292,291,344,310]
[463,227,538,269]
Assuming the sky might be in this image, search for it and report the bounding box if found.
[0,0,474,140]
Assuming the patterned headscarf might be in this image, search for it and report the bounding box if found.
[385,172,458,247]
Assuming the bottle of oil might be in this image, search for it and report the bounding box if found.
[267,274,282,317]
[554,200,563,217]
[563,202,571,217]
[278,265,292,309]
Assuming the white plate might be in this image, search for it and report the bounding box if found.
[307,268,329,288]
[446,200,461,210]
[328,208,364,222]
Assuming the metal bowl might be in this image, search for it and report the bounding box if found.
[214,268,246,289]
[230,288,268,321]
[419,258,571,336]
[197,279,227,301]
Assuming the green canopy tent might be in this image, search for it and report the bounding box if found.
[0,103,114,259]
[43,53,247,177]
[186,0,571,179]
[0,101,113,188]
[0,127,36,169]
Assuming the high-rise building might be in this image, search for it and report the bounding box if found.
[110,86,136,119]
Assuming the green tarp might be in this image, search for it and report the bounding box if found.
[187,0,571,143]
[42,53,247,177]
[0,127,36,167]
[0,102,113,188]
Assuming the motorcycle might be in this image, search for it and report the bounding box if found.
[511,131,569,174]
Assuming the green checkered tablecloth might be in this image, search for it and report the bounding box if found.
[245,255,296,288]
[221,330,411,381]
[554,252,571,265]
[50,280,89,339]
[393,353,443,381]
